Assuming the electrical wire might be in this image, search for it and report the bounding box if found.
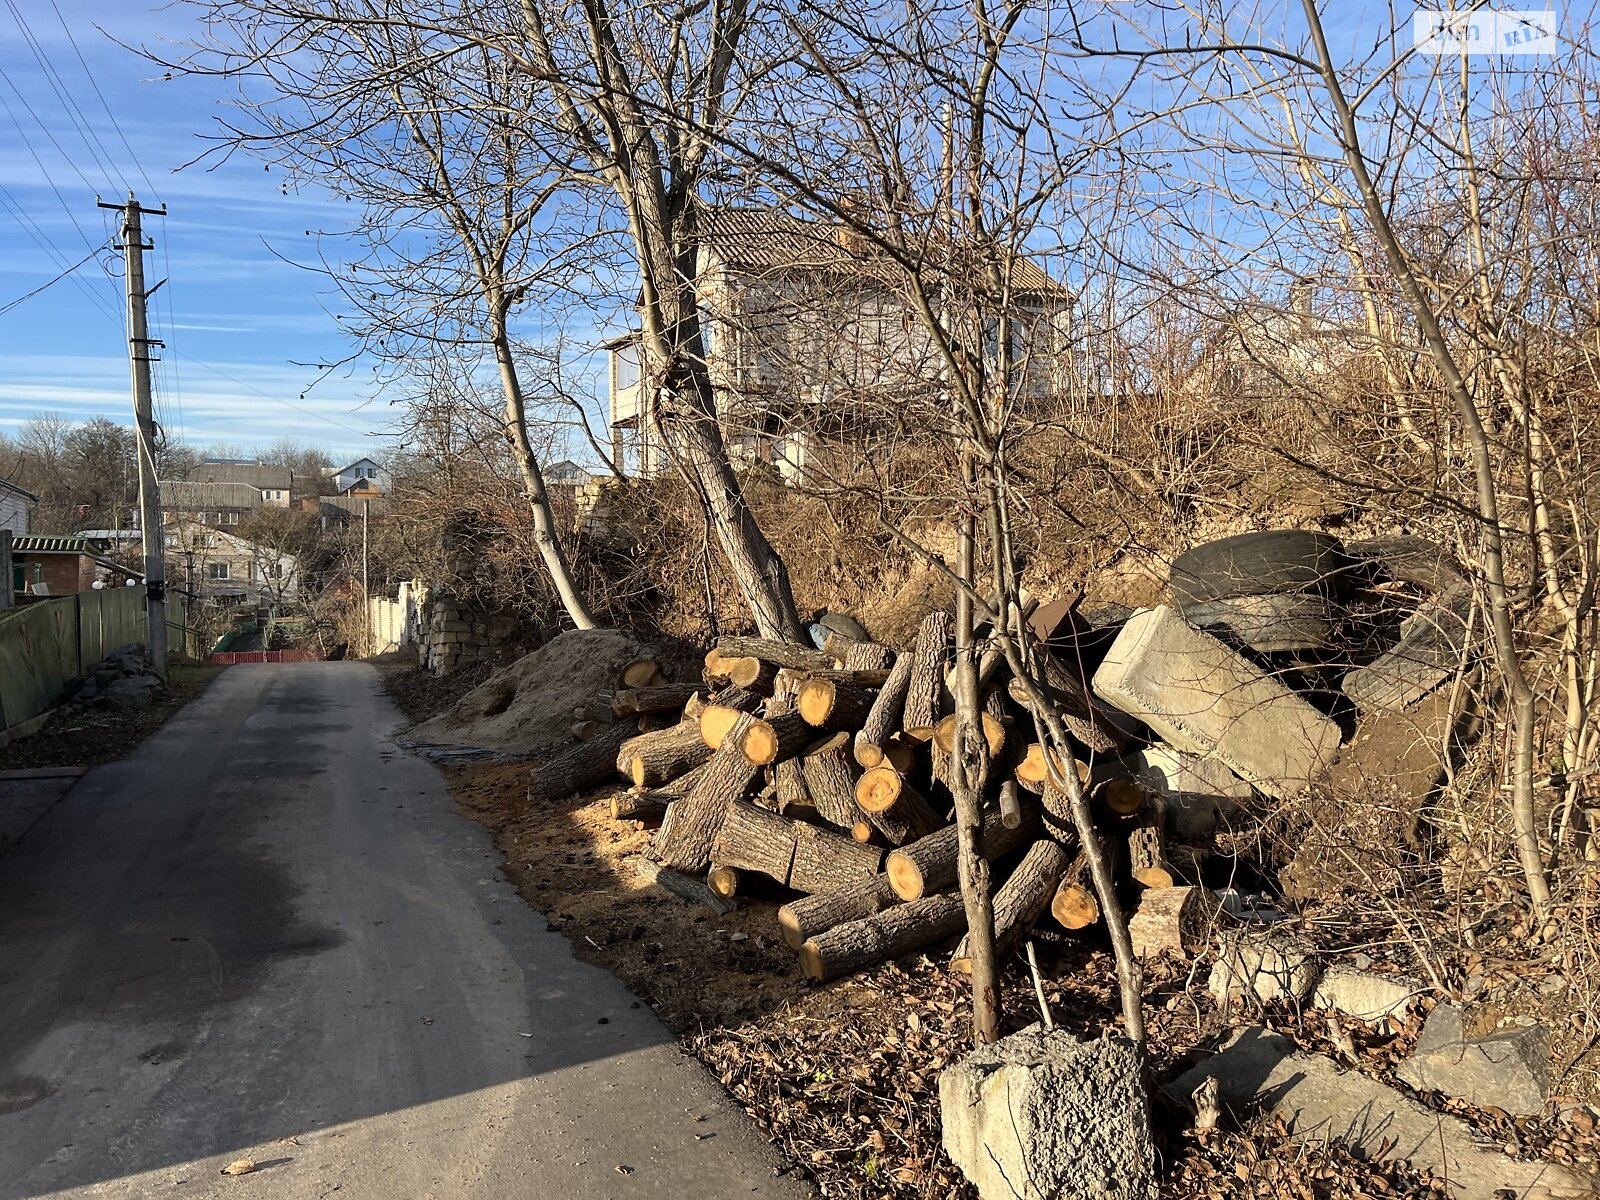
[44,0,158,201]
[172,349,375,438]
[0,244,101,317]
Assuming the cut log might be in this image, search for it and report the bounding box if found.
[1095,777,1147,817]
[612,682,702,717]
[654,761,710,800]
[855,652,914,767]
[722,655,780,694]
[800,737,868,832]
[619,658,664,689]
[789,821,884,894]
[799,894,966,983]
[707,865,741,899]
[610,790,672,823]
[526,721,636,803]
[797,677,875,730]
[704,648,733,686]
[1007,650,1125,753]
[636,714,674,733]
[842,641,896,672]
[885,809,1040,901]
[883,738,916,775]
[931,709,1007,758]
[716,636,833,673]
[1051,843,1103,930]
[951,837,1072,973]
[630,856,736,914]
[1126,794,1173,888]
[618,720,715,789]
[711,683,766,712]
[902,610,953,736]
[777,875,898,950]
[712,800,798,884]
[998,778,1023,829]
[1014,742,1087,788]
[1126,884,1219,958]
[653,712,761,873]
[699,704,753,750]
[682,691,708,722]
[571,720,599,741]
[738,711,815,767]
[856,764,906,813]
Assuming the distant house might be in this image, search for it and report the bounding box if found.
[165,521,300,609]
[325,457,386,497]
[607,207,1072,483]
[1,478,37,535]
[9,534,139,596]
[315,495,387,532]
[544,460,590,486]
[184,460,292,506]
[1179,280,1365,405]
[158,480,261,528]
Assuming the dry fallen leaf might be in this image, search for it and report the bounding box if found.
[220,1159,256,1177]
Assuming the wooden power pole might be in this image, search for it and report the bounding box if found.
[99,194,169,677]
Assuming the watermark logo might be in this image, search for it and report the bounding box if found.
[1413,8,1557,54]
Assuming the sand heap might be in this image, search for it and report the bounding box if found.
[411,628,645,753]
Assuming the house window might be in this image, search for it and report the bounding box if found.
[226,511,239,525]
[206,562,230,580]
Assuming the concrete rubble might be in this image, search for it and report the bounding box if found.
[1312,964,1425,1023]
[1092,606,1342,799]
[941,1025,1156,1200]
[1127,744,1251,838]
[1170,1028,1589,1200]
[61,643,162,713]
[1208,928,1320,1005]
[1396,1003,1551,1117]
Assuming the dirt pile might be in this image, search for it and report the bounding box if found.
[410,628,646,753]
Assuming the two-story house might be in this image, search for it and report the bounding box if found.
[607,207,1072,483]
[165,521,300,609]
[158,481,262,529]
[325,458,386,497]
[184,460,293,506]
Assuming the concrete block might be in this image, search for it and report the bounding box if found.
[1169,1028,1586,1200]
[1092,607,1341,798]
[1129,745,1252,838]
[1396,1004,1549,1116]
[1209,929,1320,1004]
[1312,965,1424,1023]
[941,1025,1155,1200]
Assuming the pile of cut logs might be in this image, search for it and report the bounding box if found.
[531,610,1219,985]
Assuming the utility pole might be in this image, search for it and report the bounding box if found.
[99,194,168,677]
[362,498,370,657]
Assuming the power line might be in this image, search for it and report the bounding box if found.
[45,0,158,201]
[171,349,375,438]
[0,244,101,317]
[0,181,121,325]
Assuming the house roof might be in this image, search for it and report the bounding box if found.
[699,207,1068,298]
[1,477,38,502]
[159,481,262,510]
[10,534,92,555]
[184,462,291,490]
[320,496,387,517]
[328,457,381,475]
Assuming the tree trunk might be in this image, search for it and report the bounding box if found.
[1126,884,1218,958]
[855,652,915,767]
[737,711,816,766]
[903,610,953,735]
[527,720,635,803]
[612,682,702,717]
[885,809,1038,901]
[800,736,869,833]
[951,836,1072,973]
[799,894,967,983]
[490,317,596,630]
[631,855,735,914]
[1051,844,1103,930]
[778,874,899,950]
[617,720,715,788]
[653,712,761,873]
[797,677,875,730]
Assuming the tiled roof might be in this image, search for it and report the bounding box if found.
[185,462,291,490]
[158,481,262,510]
[11,535,93,554]
[699,207,1068,298]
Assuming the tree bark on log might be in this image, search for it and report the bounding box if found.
[842,641,896,672]
[1006,650,1126,753]
[617,720,715,788]
[799,894,966,983]
[885,809,1039,901]
[611,682,702,717]
[800,738,869,832]
[737,710,814,766]
[527,720,636,803]
[1126,884,1218,958]
[778,874,898,950]
[998,778,1023,829]
[610,791,671,822]
[797,678,875,730]
[711,800,798,884]
[902,610,953,737]
[1125,794,1174,888]
[855,652,915,767]
[716,636,833,672]
[789,821,884,894]
[723,655,779,694]
[631,856,735,914]
[653,712,761,873]
[951,836,1072,973]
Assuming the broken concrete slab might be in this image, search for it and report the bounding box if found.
[941,1024,1155,1200]
[1170,1028,1589,1200]
[1209,928,1320,1005]
[1092,606,1341,798]
[1396,1004,1550,1117]
[1312,965,1426,1023]
[1129,745,1252,839]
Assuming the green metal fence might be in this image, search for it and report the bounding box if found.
[0,589,189,737]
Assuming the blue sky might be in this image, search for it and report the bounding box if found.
[0,0,499,463]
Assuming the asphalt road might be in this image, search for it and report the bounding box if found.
[0,663,812,1200]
